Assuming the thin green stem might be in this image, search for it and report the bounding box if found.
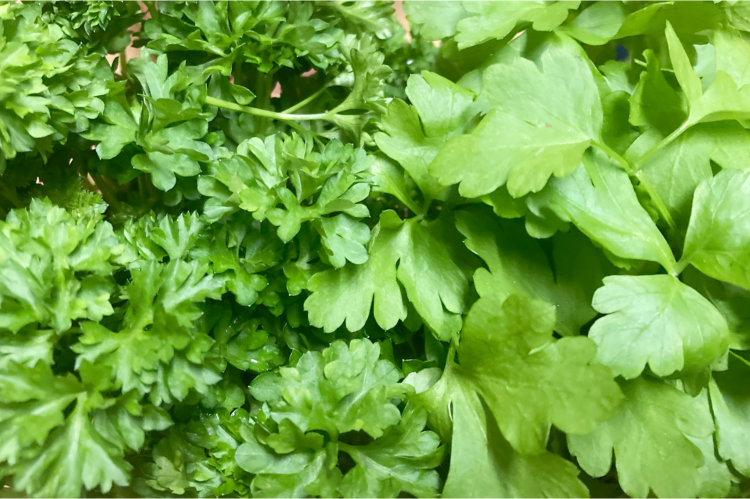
[205,95,333,122]
[119,50,129,80]
[281,86,328,114]
[595,141,677,231]
[730,350,750,368]
[633,121,691,172]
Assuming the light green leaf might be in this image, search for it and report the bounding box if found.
[569,378,716,498]
[422,365,588,498]
[665,22,702,104]
[682,169,750,290]
[457,208,604,336]
[305,211,468,340]
[454,1,579,49]
[375,71,476,202]
[559,2,626,45]
[430,43,602,198]
[709,353,750,477]
[456,294,622,454]
[590,275,729,378]
[529,151,676,271]
[632,123,750,230]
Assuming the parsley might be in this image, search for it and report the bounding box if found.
[3,1,750,497]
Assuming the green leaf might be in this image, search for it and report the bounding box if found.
[237,339,442,498]
[709,353,750,477]
[434,379,588,498]
[632,123,750,231]
[416,293,619,496]
[629,49,687,135]
[249,339,408,438]
[457,208,605,336]
[454,294,622,454]
[338,404,443,498]
[430,43,602,198]
[665,21,703,105]
[403,1,468,41]
[529,150,676,272]
[305,211,468,340]
[0,199,120,333]
[375,71,476,202]
[589,275,729,378]
[0,362,158,498]
[454,1,579,49]
[569,377,717,498]
[667,26,750,124]
[132,151,201,191]
[558,2,626,45]
[682,169,750,290]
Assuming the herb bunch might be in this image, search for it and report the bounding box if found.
[3,1,750,498]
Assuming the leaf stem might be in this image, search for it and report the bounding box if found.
[281,86,328,114]
[595,141,677,231]
[204,95,333,122]
[632,121,692,172]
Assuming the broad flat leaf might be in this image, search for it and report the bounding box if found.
[682,169,750,290]
[589,274,729,378]
[629,49,687,135]
[420,363,588,498]
[690,433,734,498]
[667,25,750,124]
[450,294,620,454]
[709,353,750,477]
[375,71,476,202]
[456,208,604,336]
[558,2,626,45]
[665,22,702,105]
[305,211,468,340]
[454,1,579,49]
[633,123,750,230]
[430,43,602,198]
[568,377,715,498]
[403,1,468,41]
[529,150,676,272]
[683,267,750,350]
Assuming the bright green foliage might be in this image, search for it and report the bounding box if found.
[529,151,676,272]
[235,340,443,498]
[568,378,721,498]
[0,198,120,333]
[5,1,750,498]
[305,210,469,340]
[430,43,602,198]
[417,293,620,496]
[683,169,750,290]
[710,353,750,476]
[589,275,729,378]
[0,3,112,163]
